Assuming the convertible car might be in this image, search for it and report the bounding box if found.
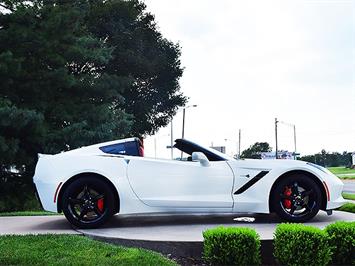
[33,137,345,228]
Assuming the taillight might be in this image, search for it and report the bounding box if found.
[139,146,144,157]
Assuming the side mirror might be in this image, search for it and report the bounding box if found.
[192,152,210,167]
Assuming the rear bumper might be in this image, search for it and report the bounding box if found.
[33,179,58,213]
[33,183,44,210]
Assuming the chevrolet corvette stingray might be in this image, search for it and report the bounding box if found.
[33,137,346,228]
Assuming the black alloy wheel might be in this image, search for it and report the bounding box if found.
[62,176,115,229]
[272,174,322,222]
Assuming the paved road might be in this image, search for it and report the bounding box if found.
[0,211,354,241]
[0,180,353,238]
[342,179,355,194]
[78,211,355,241]
[0,215,77,235]
[338,173,355,177]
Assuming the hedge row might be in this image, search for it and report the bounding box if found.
[203,221,355,266]
[203,226,260,265]
[274,223,331,266]
[325,221,355,265]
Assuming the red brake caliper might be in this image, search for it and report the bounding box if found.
[97,198,104,213]
[283,187,292,209]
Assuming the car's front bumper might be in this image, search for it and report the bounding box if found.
[324,174,347,210]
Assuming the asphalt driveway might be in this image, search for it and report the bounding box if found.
[1,211,354,241]
[0,215,77,235]
[343,179,355,193]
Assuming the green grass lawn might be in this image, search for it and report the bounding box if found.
[0,211,60,217]
[0,235,176,266]
[342,193,355,201]
[338,202,355,214]
[328,166,355,175]
[327,167,355,179]
[339,175,355,179]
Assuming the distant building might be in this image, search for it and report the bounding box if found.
[352,152,355,167]
[211,146,226,153]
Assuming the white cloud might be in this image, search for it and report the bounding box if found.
[144,0,355,158]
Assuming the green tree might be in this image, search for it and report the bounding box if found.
[0,99,46,210]
[241,142,272,159]
[85,0,186,135]
[0,1,129,211]
[0,0,185,211]
[299,150,352,167]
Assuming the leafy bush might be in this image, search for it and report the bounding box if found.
[0,185,41,212]
[325,221,355,265]
[274,223,331,266]
[203,226,260,265]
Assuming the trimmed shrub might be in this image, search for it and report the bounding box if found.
[203,226,260,266]
[274,223,331,266]
[325,221,355,265]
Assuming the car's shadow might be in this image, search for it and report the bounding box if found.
[100,213,282,228]
[27,216,74,231]
[96,210,341,229]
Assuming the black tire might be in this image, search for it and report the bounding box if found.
[62,176,115,229]
[271,174,322,222]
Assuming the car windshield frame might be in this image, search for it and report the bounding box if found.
[173,139,233,161]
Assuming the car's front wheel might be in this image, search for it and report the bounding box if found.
[272,174,322,222]
[62,176,115,229]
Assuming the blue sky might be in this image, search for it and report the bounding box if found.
[144,0,355,158]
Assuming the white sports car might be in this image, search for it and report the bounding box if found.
[33,137,346,228]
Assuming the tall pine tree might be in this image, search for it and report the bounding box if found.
[86,0,186,135]
[0,0,185,211]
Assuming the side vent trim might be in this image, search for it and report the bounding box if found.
[234,171,269,194]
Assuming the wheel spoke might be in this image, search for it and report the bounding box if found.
[289,205,296,215]
[93,194,104,201]
[78,208,88,220]
[83,185,90,197]
[302,189,313,197]
[291,182,299,195]
[305,201,316,212]
[93,206,103,216]
[69,197,83,205]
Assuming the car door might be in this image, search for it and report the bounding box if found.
[126,157,234,209]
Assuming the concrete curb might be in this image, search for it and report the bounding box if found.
[75,211,355,265]
[84,233,277,265]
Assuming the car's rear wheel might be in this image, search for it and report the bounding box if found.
[62,176,115,229]
[272,174,322,222]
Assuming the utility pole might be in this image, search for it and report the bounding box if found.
[293,125,297,159]
[170,120,174,159]
[181,108,186,159]
[181,105,197,140]
[277,119,297,159]
[238,129,241,159]
[182,108,186,140]
[180,105,197,159]
[275,118,278,159]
